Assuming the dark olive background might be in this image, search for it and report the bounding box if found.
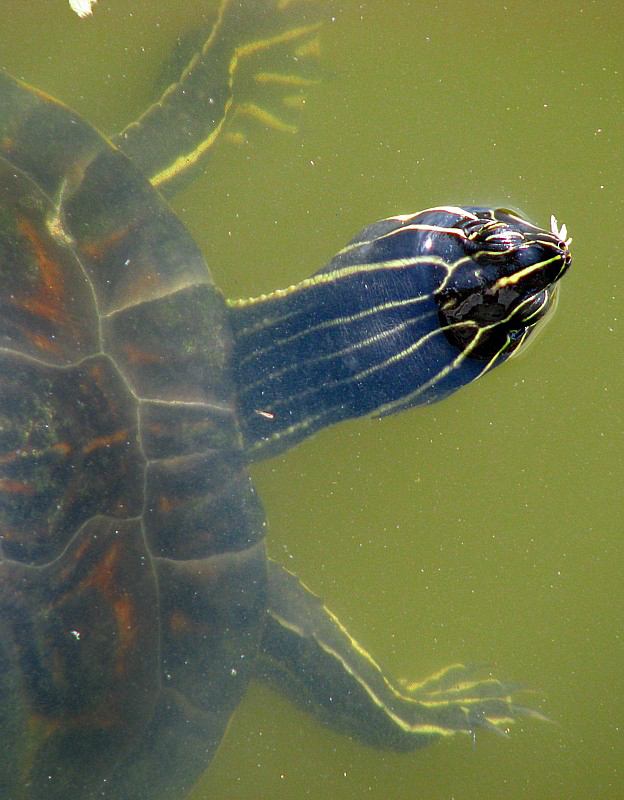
[2,2,622,798]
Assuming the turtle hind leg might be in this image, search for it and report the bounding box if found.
[257,559,542,749]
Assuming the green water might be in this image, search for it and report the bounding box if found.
[2,1,622,798]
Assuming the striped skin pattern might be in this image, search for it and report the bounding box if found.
[231,206,571,457]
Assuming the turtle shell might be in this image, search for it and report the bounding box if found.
[0,71,267,799]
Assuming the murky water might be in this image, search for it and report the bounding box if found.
[2,1,622,798]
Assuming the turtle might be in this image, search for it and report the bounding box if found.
[0,1,572,798]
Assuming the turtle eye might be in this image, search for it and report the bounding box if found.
[483,229,525,250]
[463,219,490,239]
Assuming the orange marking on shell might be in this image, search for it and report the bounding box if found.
[28,702,117,741]
[158,494,180,514]
[71,534,93,566]
[89,539,122,590]
[112,593,138,676]
[125,270,164,301]
[85,540,139,672]
[87,361,118,404]
[83,428,128,455]
[168,609,213,638]
[22,542,140,742]
[17,217,69,328]
[1,135,16,154]
[90,361,106,383]
[0,441,72,464]
[0,478,34,494]
[169,610,191,633]
[27,710,63,741]
[52,441,73,458]
[24,329,61,357]
[83,224,167,307]
[122,342,163,366]
[113,592,133,629]
[81,219,140,261]
[72,541,139,677]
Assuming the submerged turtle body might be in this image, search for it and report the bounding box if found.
[0,3,571,799]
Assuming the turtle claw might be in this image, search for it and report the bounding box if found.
[395,662,546,739]
[510,704,555,725]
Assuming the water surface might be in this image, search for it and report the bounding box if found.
[2,2,622,798]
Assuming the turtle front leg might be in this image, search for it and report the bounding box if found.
[256,559,542,750]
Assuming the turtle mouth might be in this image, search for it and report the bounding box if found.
[507,286,561,358]
[509,286,553,328]
[438,278,561,361]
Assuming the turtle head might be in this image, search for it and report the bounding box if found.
[435,207,572,360]
[230,205,572,458]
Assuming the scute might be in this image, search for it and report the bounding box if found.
[0,353,143,564]
[0,161,101,365]
[103,283,230,403]
[0,516,159,798]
